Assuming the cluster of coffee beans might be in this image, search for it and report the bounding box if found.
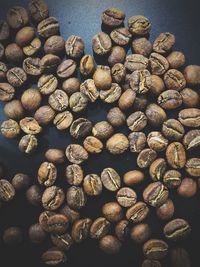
[0,0,200,266]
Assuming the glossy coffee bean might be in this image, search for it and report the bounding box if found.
[130,69,151,94]
[164,69,186,91]
[101,168,121,192]
[65,164,83,186]
[71,218,92,243]
[80,55,95,77]
[93,67,112,91]
[177,178,197,198]
[51,232,73,251]
[126,202,149,223]
[65,144,88,164]
[128,15,151,35]
[118,89,136,110]
[99,235,121,254]
[90,217,111,239]
[70,118,92,139]
[123,170,144,186]
[39,211,56,232]
[102,202,123,222]
[128,132,146,153]
[37,17,60,38]
[66,186,87,210]
[143,239,168,260]
[0,83,15,102]
[166,142,186,169]
[183,130,200,150]
[143,182,169,207]
[83,174,102,196]
[47,214,69,234]
[137,149,157,169]
[153,32,175,54]
[42,186,65,211]
[149,52,169,75]
[0,179,15,202]
[156,199,175,221]
[41,247,66,265]
[101,8,125,27]
[163,218,191,241]
[163,170,181,189]
[130,223,151,244]
[115,220,129,241]
[116,187,137,207]
[162,119,185,141]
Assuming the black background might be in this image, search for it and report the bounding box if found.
[0,0,200,266]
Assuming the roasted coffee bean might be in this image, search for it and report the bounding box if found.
[107,107,126,127]
[90,217,110,239]
[1,119,20,139]
[92,121,114,140]
[133,95,148,111]
[41,247,66,265]
[115,220,129,241]
[4,100,24,120]
[83,136,103,154]
[128,132,146,153]
[156,199,175,221]
[106,133,129,154]
[23,37,42,56]
[57,59,76,79]
[92,32,112,55]
[128,15,151,35]
[178,108,200,128]
[38,74,58,95]
[102,202,123,222]
[149,158,167,181]
[34,105,55,126]
[80,79,99,102]
[37,17,59,38]
[143,239,168,260]
[11,173,31,192]
[0,62,8,81]
[130,69,151,94]
[28,0,49,23]
[5,43,24,64]
[83,174,102,196]
[123,170,144,186]
[60,205,80,223]
[170,247,191,267]
[177,178,197,198]
[69,92,88,113]
[93,67,112,91]
[3,227,23,245]
[45,149,65,164]
[99,235,121,255]
[51,233,73,251]
[127,111,147,132]
[71,218,92,242]
[101,7,125,27]
[19,134,38,154]
[0,179,15,202]
[80,55,95,77]
[48,89,68,112]
[183,130,200,150]
[143,182,169,207]
[44,35,65,55]
[53,111,73,130]
[164,218,191,241]
[20,117,42,135]
[153,32,175,54]
[137,148,157,169]
[6,67,27,87]
[147,131,168,152]
[184,65,200,86]
[0,21,9,41]
[163,170,182,189]
[132,37,152,57]
[40,54,61,73]
[65,164,83,186]
[125,54,149,72]
[145,103,167,127]
[28,223,46,244]
[130,223,151,244]
[7,6,29,29]
[23,57,43,76]
[110,27,131,46]
[21,88,42,111]
[39,211,56,232]
[0,43,4,60]
[167,51,185,69]
[47,214,69,234]
[26,185,42,206]
[100,83,122,103]
[16,26,35,47]
[149,52,169,75]
[118,89,136,110]
[166,142,186,169]
[42,186,65,211]
[70,118,92,139]
[65,35,84,58]
[108,46,126,66]
[62,77,80,95]
[186,158,200,177]
[164,69,186,91]
[111,63,126,83]
[101,168,121,192]
[150,75,165,96]
[122,73,131,90]
[65,144,88,164]
[38,162,57,187]
[126,201,149,223]
[66,186,86,210]
[162,119,185,141]
[158,90,182,110]
[181,88,199,108]
[116,187,137,207]
[0,83,15,102]
[142,259,162,267]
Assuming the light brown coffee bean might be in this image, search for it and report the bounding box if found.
[162,119,185,141]
[178,108,200,128]
[83,174,102,196]
[163,170,182,189]
[128,15,151,35]
[166,142,186,169]
[123,170,144,186]
[126,202,149,223]
[128,132,146,153]
[65,144,88,165]
[101,168,121,192]
[149,158,167,181]
[164,69,186,91]
[137,149,157,169]
[153,32,175,54]
[147,131,168,152]
[116,187,137,207]
[185,158,200,177]
[143,182,169,207]
[149,53,169,75]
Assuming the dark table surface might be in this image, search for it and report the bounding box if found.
[0,0,200,266]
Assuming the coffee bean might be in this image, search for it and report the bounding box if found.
[80,79,99,102]
[186,158,200,177]
[57,59,76,79]
[28,0,49,23]
[163,170,182,189]
[47,214,69,234]
[133,95,148,111]
[178,108,200,128]
[38,162,57,187]
[92,32,112,55]
[0,179,15,202]
[41,247,66,265]
[21,88,42,111]
[60,205,80,223]
[66,186,87,210]
[132,37,152,57]
[111,63,126,83]
[53,111,73,130]
[99,235,121,254]
[0,62,8,81]
[39,211,56,232]
[183,130,200,150]
[62,77,80,95]
[150,75,165,96]
[153,32,175,54]
[65,144,88,164]
[110,27,132,46]
[181,88,199,108]
[20,117,42,135]
[7,6,29,29]
[4,100,24,119]
[93,67,112,90]
[19,134,38,153]
[0,21,9,41]
[90,217,111,239]
[6,67,27,87]
[28,223,46,244]
[48,89,68,112]
[149,158,167,181]
[108,46,126,66]
[130,223,151,244]
[23,37,42,56]
[65,164,83,186]
[143,239,168,260]
[92,121,114,140]
[164,69,186,91]
[164,218,191,241]
[45,149,65,164]
[51,232,73,251]
[126,201,149,223]
[156,199,175,221]
[143,182,169,207]
[38,74,58,95]
[125,54,149,72]
[65,35,84,58]
[69,92,88,113]
[26,185,42,206]
[177,178,197,198]
[102,202,123,222]
[166,142,186,169]
[40,54,61,73]
[23,57,43,76]
[183,65,200,86]
[100,83,122,103]
[70,118,92,139]
[107,107,126,127]
[1,119,20,139]
[116,187,137,207]
[167,51,185,69]
[16,26,35,47]
[11,173,31,191]
[5,43,24,64]
[83,136,103,153]
[101,8,125,27]
[42,186,65,211]
[37,17,59,38]
[128,15,151,35]
[101,168,121,192]
[145,103,167,127]
[83,174,102,196]
[130,69,152,94]
[123,170,144,186]
[162,119,185,141]
[3,227,23,245]
[142,259,162,267]
[147,131,168,152]
[34,105,55,126]
[170,247,191,267]
[71,218,92,243]
[115,220,129,241]
[158,90,182,110]
[106,133,129,154]
[80,55,95,77]
[137,148,157,169]
[127,111,147,132]
[44,35,65,55]
[149,52,169,75]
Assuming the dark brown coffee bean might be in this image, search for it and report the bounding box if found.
[65,164,83,186]
[153,32,175,54]
[0,179,15,202]
[100,83,122,103]
[163,170,181,189]
[21,88,42,111]
[92,121,114,140]
[48,89,68,112]
[108,46,126,66]
[92,32,112,55]
[123,170,144,186]
[38,74,58,95]
[130,223,151,244]
[28,0,49,23]
[183,130,200,150]
[71,218,92,243]
[101,168,121,192]
[127,111,147,132]
[178,108,200,128]
[143,239,168,260]
[166,142,186,169]
[158,90,182,110]
[142,259,162,267]
[66,186,86,210]
[1,119,20,139]
[115,220,129,241]
[80,55,95,77]
[20,117,42,135]
[65,35,84,58]
[90,217,111,239]
[130,69,151,94]
[181,88,199,108]
[28,223,46,243]
[34,105,55,126]
[7,67,27,87]
[3,227,23,245]
[125,54,148,72]
[150,75,165,96]
[149,52,169,75]
[0,62,7,82]
[177,178,197,198]
[128,15,151,35]
[83,136,103,154]
[69,92,88,113]
[101,8,125,27]
[145,103,167,127]
[51,233,73,251]
[38,162,57,187]
[167,51,185,69]
[132,37,152,57]
[156,199,175,221]
[164,69,186,91]
[184,65,200,86]
[65,144,88,164]
[23,37,41,56]
[60,205,80,223]
[137,148,157,169]
[57,59,76,79]
[83,174,102,196]
[102,202,123,222]
[23,57,43,76]
[11,173,31,191]
[80,79,99,102]
[162,119,185,141]
[143,182,169,207]
[0,83,15,102]
[186,158,200,177]
[19,134,38,154]
[170,247,191,267]
[110,27,131,46]
[47,214,69,234]
[147,131,168,152]
[0,21,9,41]
[149,158,167,181]
[111,63,126,83]
[40,54,61,73]
[116,187,137,207]
[41,247,66,265]
[126,201,149,223]
[5,43,24,64]
[99,235,121,255]
[37,17,59,38]
[26,185,42,206]
[44,35,65,55]
[7,6,29,29]
[164,218,191,241]
[42,186,65,211]
[106,133,129,155]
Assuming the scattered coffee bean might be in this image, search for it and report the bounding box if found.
[3,227,23,245]
[116,187,137,207]
[126,201,149,223]
[37,17,60,38]
[156,199,175,221]
[143,239,168,260]
[137,148,157,169]
[115,220,129,241]
[183,65,200,86]
[110,27,131,46]
[153,32,175,54]
[65,144,88,164]
[71,218,92,243]
[130,223,151,244]
[163,218,191,241]
[83,136,103,154]
[90,217,111,239]
[143,182,169,207]
[92,32,112,55]
[128,15,151,35]
[0,179,15,202]
[19,134,38,154]
[65,164,83,186]
[11,173,31,191]
[163,170,182,189]
[83,174,102,196]
[66,186,87,210]
[123,170,144,186]
[42,186,65,210]
[101,168,121,192]
[28,223,46,243]
[102,202,123,222]
[177,178,197,198]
